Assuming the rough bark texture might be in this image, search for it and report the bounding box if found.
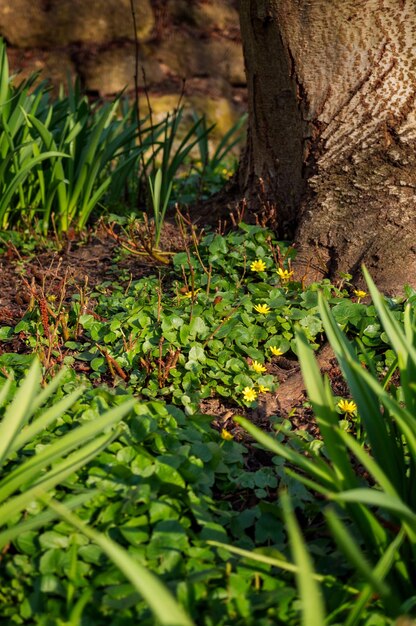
[239,0,416,291]
[238,0,309,236]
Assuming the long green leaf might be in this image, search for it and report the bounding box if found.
[235,416,336,488]
[10,387,85,454]
[0,431,117,525]
[363,267,416,370]
[0,398,136,502]
[0,358,39,466]
[0,150,69,220]
[281,492,326,626]
[325,508,395,605]
[0,492,96,548]
[318,293,402,486]
[0,376,12,407]
[344,528,405,626]
[296,331,358,488]
[207,540,359,593]
[364,267,416,418]
[331,489,416,532]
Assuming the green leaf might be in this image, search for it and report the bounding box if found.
[188,345,206,362]
[331,300,367,328]
[208,235,228,256]
[0,358,39,467]
[325,507,392,601]
[331,488,416,530]
[189,316,208,339]
[281,492,326,626]
[46,498,194,626]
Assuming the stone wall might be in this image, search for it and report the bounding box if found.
[0,0,246,136]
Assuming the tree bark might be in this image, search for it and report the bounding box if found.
[238,0,416,291]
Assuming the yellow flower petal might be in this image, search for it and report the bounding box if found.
[242,386,258,402]
[254,304,271,315]
[270,346,283,356]
[353,289,367,299]
[251,360,267,373]
[250,259,267,272]
[337,399,357,415]
[221,428,234,440]
[258,384,270,393]
[183,288,201,299]
[276,268,294,282]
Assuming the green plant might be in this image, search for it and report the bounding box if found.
[234,268,416,623]
[26,84,140,234]
[171,114,245,205]
[0,39,68,230]
[142,108,245,246]
[45,497,194,626]
[192,112,246,178]
[8,216,416,624]
[14,222,390,416]
[0,38,144,234]
[141,106,210,247]
[0,359,135,546]
[0,368,298,625]
[0,360,195,625]
[0,37,246,239]
[148,168,173,248]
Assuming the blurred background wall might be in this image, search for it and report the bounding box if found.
[0,0,246,136]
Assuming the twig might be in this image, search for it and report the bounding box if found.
[96,344,128,381]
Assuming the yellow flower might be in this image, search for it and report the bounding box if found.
[221,428,234,440]
[183,288,201,299]
[354,289,367,301]
[338,399,357,415]
[242,387,258,403]
[276,268,294,282]
[251,360,267,374]
[254,304,271,315]
[250,259,267,272]
[270,346,283,357]
[257,384,270,393]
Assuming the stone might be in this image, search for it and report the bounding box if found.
[167,0,239,32]
[79,45,164,95]
[140,94,241,140]
[0,0,154,48]
[7,48,76,92]
[193,1,239,31]
[157,34,245,85]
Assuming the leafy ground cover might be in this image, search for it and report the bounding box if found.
[1,36,416,626]
[1,216,416,626]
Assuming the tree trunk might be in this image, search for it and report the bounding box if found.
[238,0,416,291]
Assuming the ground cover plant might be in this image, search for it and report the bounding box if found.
[1,39,416,626]
[2,220,416,625]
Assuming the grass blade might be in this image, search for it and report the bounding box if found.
[235,416,336,488]
[0,358,39,466]
[0,492,96,548]
[344,528,405,626]
[281,492,326,626]
[325,507,397,609]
